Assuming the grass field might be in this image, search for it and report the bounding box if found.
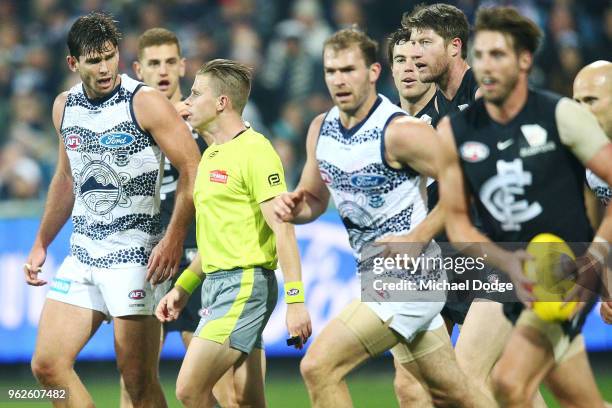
[1,355,611,407]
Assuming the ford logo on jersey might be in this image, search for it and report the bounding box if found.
[350,174,388,189]
[99,133,134,148]
[128,289,146,300]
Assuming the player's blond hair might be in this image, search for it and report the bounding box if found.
[197,59,252,114]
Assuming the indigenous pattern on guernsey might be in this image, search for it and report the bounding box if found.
[61,74,164,268]
[316,95,432,264]
[586,169,611,206]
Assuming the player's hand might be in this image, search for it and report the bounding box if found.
[174,100,190,120]
[504,250,535,307]
[562,253,603,309]
[286,303,311,349]
[372,234,425,262]
[600,301,612,324]
[147,237,182,284]
[273,189,305,222]
[156,286,189,322]
[24,245,47,286]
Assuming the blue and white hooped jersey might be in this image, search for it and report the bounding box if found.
[586,169,611,206]
[316,95,429,257]
[60,74,164,268]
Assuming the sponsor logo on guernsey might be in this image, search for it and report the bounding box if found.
[128,289,146,300]
[99,133,135,148]
[210,169,228,184]
[66,134,82,150]
[520,124,555,157]
[199,308,211,317]
[268,173,281,186]
[350,174,388,189]
[460,141,490,163]
[320,169,333,185]
[50,278,71,294]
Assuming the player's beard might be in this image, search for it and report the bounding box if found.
[419,57,449,84]
[488,72,519,106]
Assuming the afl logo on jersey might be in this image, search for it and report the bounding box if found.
[99,133,134,148]
[66,134,82,150]
[460,141,489,163]
[350,174,388,190]
[320,169,333,185]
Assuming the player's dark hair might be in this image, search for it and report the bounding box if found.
[387,27,411,65]
[474,7,543,55]
[67,12,121,58]
[402,3,469,59]
[323,27,379,67]
[137,27,181,60]
[197,59,252,114]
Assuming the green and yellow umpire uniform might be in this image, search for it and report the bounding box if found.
[190,127,286,353]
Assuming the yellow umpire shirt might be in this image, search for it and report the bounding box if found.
[193,127,287,273]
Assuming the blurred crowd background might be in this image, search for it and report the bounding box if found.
[0,0,610,205]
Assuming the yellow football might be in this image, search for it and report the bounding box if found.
[524,233,578,322]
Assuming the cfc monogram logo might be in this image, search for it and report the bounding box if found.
[480,159,542,231]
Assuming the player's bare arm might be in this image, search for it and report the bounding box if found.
[374,116,445,253]
[133,87,201,284]
[273,114,330,224]
[556,99,612,302]
[24,92,74,286]
[437,117,534,304]
[384,115,440,178]
[261,199,312,347]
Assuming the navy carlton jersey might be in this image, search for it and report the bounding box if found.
[436,68,479,116]
[450,89,593,243]
[160,123,206,252]
[61,74,164,268]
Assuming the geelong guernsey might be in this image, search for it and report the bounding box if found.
[316,95,429,256]
[60,74,164,268]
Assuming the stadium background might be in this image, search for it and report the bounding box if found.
[0,0,610,406]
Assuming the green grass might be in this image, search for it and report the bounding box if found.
[1,357,611,407]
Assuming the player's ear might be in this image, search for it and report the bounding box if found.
[449,37,462,58]
[217,94,229,112]
[518,50,532,72]
[66,55,78,72]
[133,61,143,80]
[369,62,382,83]
[179,57,186,78]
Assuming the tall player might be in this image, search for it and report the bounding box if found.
[156,59,312,408]
[403,3,480,115]
[437,7,612,407]
[23,13,200,408]
[573,60,612,325]
[273,28,492,408]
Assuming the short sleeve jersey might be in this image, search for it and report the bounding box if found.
[193,128,287,273]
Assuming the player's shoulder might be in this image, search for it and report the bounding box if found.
[240,127,275,150]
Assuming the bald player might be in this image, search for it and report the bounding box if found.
[573,60,612,325]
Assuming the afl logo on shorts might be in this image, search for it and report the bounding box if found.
[460,141,489,163]
[66,134,82,150]
[128,289,146,300]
